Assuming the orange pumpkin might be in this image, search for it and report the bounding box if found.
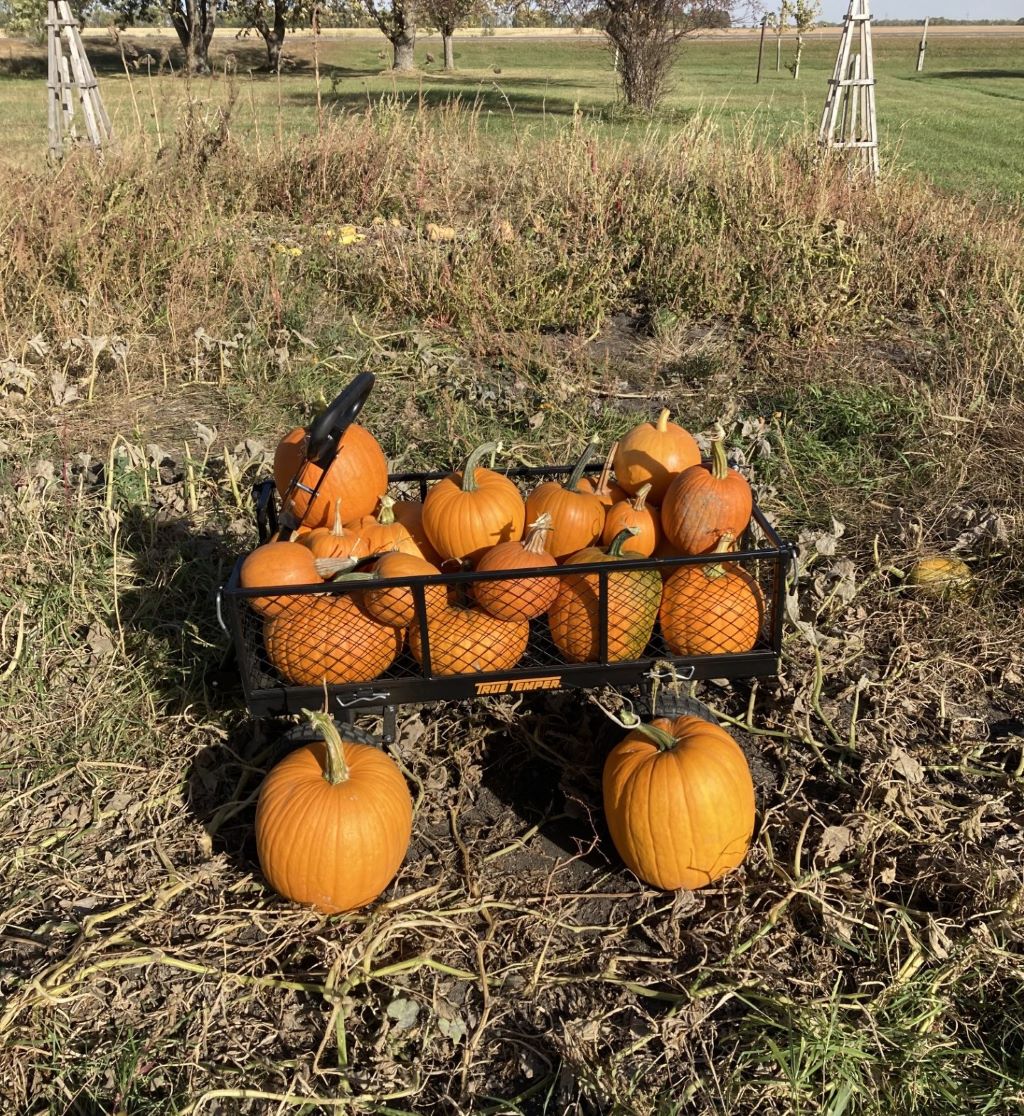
[409,604,529,676]
[548,529,662,664]
[350,495,424,558]
[392,499,442,565]
[422,442,526,565]
[575,441,626,508]
[256,711,412,913]
[273,422,388,530]
[525,438,606,561]
[240,540,322,617]
[264,592,402,685]
[603,715,756,890]
[614,409,700,504]
[660,430,752,556]
[361,551,445,628]
[473,514,559,621]
[602,483,661,558]
[302,498,372,562]
[659,534,764,655]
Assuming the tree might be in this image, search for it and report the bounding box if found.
[601,0,739,113]
[235,0,312,69]
[422,0,475,70]
[171,0,218,72]
[364,0,417,70]
[767,0,789,73]
[785,0,817,79]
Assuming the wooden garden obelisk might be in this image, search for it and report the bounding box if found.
[46,0,114,160]
[818,0,879,180]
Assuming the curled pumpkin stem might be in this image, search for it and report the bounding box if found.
[303,709,350,785]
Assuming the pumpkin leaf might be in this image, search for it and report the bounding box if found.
[437,1014,467,1043]
[386,997,420,1031]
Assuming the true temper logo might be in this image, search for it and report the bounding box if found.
[475,676,563,695]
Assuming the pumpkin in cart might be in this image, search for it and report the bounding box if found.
[391,498,442,565]
[256,710,413,913]
[301,498,371,562]
[273,422,388,530]
[659,533,764,655]
[473,514,559,621]
[264,591,402,685]
[603,715,755,891]
[422,442,526,565]
[409,603,529,676]
[575,442,626,509]
[601,483,662,558]
[660,426,752,556]
[614,409,700,505]
[360,552,446,628]
[548,528,661,664]
[350,495,429,559]
[239,540,323,618]
[525,437,606,561]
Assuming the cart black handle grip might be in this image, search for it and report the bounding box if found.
[306,372,375,469]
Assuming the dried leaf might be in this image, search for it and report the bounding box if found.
[890,747,925,784]
[817,825,854,865]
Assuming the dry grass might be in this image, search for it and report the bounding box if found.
[1,103,1023,1113]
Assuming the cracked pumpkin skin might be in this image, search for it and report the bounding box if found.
[602,716,755,891]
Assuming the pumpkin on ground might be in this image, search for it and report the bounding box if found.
[473,514,559,621]
[603,715,755,890]
[602,483,662,558]
[422,442,526,565]
[264,591,402,685]
[240,540,322,617]
[661,428,752,556]
[614,409,700,505]
[906,556,972,599]
[274,422,388,530]
[659,533,764,655]
[256,710,413,913]
[410,603,529,676]
[548,528,661,663]
[361,551,446,628]
[302,498,371,562]
[525,438,606,561]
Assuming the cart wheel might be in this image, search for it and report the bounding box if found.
[650,692,717,724]
[279,718,380,749]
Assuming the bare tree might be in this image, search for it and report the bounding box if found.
[364,0,418,70]
[422,0,475,70]
[767,0,789,72]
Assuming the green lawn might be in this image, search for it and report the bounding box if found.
[1,28,1022,197]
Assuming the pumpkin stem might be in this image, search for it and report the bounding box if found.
[709,425,730,481]
[655,409,670,433]
[523,513,554,555]
[594,442,617,496]
[460,442,500,493]
[703,531,735,581]
[607,526,641,557]
[377,494,396,525]
[329,498,345,537]
[632,721,679,751]
[566,435,600,492]
[313,556,362,578]
[632,483,652,513]
[304,709,350,785]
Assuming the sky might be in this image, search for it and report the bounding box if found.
[819,1,1020,17]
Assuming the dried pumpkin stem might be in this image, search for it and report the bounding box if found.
[523,513,553,555]
[607,526,641,557]
[704,531,735,581]
[304,710,350,785]
[377,494,396,525]
[566,435,600,491]
[329,498,344,536]
[460,442,501,493]
[709,426,729,481]
[655,409,671,433]
[313,556,362,577]
[632,483,652,513]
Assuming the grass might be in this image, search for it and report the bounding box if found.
[1,79,1023,1114]
[0,27,1023,196]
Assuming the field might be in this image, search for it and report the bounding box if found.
[0,26,1023,196]
[1,22,1024,1116]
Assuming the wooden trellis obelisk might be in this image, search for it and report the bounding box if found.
[46,0,113,160]
[818,0,879,180]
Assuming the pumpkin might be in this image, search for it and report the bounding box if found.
[660,429,752,556]
[603,715,755,890]
[473,514,559,621]
[350,495,425,558]
[525,438,607,561]
[409,603,529,676]
[659,533,764,655]
[602,483,661,558]
[240,540,322,617]
[302,498,372,562]
[361,551,445,628]
[264,591,402,685]
[256,710,412,913]
[392,499,442,565]
[273,422,388,530]
[906,556,972,599]
[422,442,526,565]
[548,528,662,664]
[614,409,700,504]
[575,441,626,508]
